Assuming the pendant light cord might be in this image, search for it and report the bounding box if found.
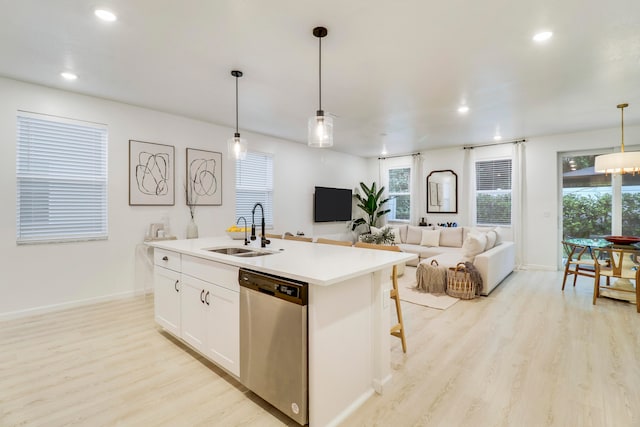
[621,105,625,152]
[318,35,322,111]
[235,75,239,134]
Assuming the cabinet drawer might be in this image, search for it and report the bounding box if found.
[154,249,181,272]
[182,255,239,292]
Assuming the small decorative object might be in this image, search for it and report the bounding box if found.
[359,226,396,245]
[604,235,640,245]
[186,148,222,205]
[185,183,198,239]
[186,218,198,239]
[129,140,175,206]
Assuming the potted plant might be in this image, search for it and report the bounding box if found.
[350,181,391,231]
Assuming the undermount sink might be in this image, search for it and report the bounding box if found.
[205,247,274,257]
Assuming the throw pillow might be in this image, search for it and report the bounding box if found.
[485,230,497,250]
[420,229,441,247]
[462,232,487,262]
[439,227,463,247]
[406,225,423,245]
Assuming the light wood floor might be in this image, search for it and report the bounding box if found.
[1,270,639,426]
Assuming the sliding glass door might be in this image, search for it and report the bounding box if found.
[561,151,640,239]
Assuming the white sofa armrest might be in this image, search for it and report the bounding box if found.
[473,241,515,295]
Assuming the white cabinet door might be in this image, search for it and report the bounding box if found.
[205,284,240,376]
[180,275,208,352]
[153,267,181,336]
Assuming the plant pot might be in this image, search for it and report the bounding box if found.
[186,218,199,239]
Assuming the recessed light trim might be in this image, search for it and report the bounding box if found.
[95,9,117,22]
[493,134,502,141]
[533,31,553,42]
[61,72,78,80]
[457,105,469,114]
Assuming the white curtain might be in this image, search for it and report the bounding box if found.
[512,141,526,268]
[462,147,476,227]
[411,154,423,225]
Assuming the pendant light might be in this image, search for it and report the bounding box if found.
[595,103,640,174]
[308,26,333,148]
[227,70,247,160]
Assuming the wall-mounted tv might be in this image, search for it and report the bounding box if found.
[314,186,352,222]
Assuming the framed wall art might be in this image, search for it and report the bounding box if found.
[186,148,222,206]
[129,140,175,206]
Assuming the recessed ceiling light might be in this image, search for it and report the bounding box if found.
[61,72,78,81]
[493,134,502,141]
[457,105,469,114]
[95,9,117,22]
[533,31,553,42]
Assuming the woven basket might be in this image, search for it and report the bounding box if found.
[446,262,476,300]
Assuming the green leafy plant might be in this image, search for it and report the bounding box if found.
[359,226,396,245]
[351,182,391,231]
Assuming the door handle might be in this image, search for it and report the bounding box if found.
[200,289,205,303]
[174,280,179,292]
[205,291,210,306]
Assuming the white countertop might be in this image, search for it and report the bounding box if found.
[146,236,416,286]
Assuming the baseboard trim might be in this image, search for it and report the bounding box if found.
[0,288,153,321]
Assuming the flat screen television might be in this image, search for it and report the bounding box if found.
[314,186,352,222]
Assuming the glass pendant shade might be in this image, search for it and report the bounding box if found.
[227,132,247,160]
[308,111,333,148]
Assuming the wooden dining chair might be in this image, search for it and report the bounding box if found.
[316,237,352,247]
[592,247,640,313]
[561,241,597,290]
[283,235,313,242]
[354,242,407,352]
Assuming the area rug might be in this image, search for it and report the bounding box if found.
[397,267,459,310]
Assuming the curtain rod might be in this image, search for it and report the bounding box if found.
[378,152,420,160]
[463,138,526,150]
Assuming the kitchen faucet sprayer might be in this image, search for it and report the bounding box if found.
[251,203,270,248]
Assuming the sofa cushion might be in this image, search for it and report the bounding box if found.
[462,232,487,262]
[406,225,423,244]
[439,227,463,247]
[420,229,440,247]
[485,229,497,250]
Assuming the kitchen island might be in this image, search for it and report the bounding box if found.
[147,236,416,427]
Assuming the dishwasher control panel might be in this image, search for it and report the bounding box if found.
[238,269,308,305]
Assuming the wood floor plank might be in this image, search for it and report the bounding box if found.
[1,269,639,426]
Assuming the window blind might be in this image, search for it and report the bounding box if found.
[16,113,108,243]
[235,151,273,228]
[475,159,512,225]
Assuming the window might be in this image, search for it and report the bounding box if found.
[387,167,411,221]
[16,112,108,244]
[235,151,273,228]
[475,159,512,225]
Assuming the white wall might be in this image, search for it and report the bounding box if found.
[0,77,370,318]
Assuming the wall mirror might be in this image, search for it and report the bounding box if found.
[427,169,458,213]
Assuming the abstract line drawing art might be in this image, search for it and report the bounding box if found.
[129,140,175,206]
[186,148,222,205]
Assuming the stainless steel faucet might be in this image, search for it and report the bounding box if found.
[251,203,270,248]
[236,216,249,245]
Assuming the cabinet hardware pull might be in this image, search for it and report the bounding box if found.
[200,289,205,303]
[174,280,179,292]
[162,256,169,261]
[205,291,210,305]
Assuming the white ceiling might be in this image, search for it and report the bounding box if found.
[2,0,640,158]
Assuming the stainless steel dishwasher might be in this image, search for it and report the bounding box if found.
[239,268,308,426]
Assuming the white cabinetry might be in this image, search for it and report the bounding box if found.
[153,249,240,377]
[153,249,181,336]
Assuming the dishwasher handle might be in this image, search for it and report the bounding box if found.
[239,269,308,306]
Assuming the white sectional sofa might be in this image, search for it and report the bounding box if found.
[386,224,515,295]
